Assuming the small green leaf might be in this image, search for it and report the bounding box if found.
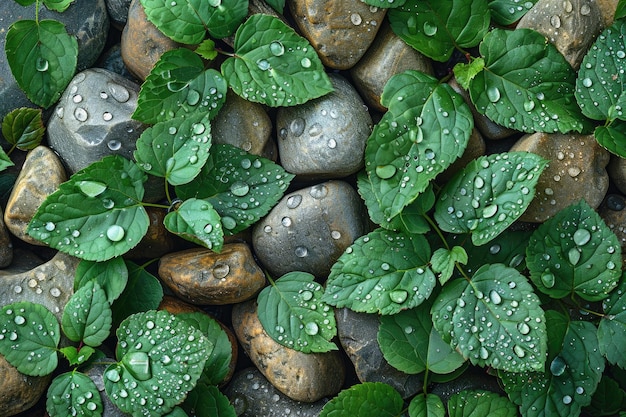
[431,264,546,372]
[1,107,45,151]
[141,0,248,43]
[408,393,445,417]
[46,372,103,417]
[133,48,227,124]
[175,144,294,234]
[431,246,468,286]
[598,276,626,368]
[361,0,406,8]
[471,28,590,134]
[111,261,163,327]
[0,302,60,376]
[59,346,96,367]
[182,382,237,417]
[595,122,626,157]
[74,257,129,304]
[319,382,404,417]
[264,0,285,13]
[434,152,547,246]
[489,0,537,26]
[448,390,517,417]
[195,39,218,61]
[43,0,74,12]
[526,200,622,301]
[222,14,333,107]
[388,0,490,62]
[105,310,211,417]
[164,198,224,251]
[134,114,212,186]
[62,281,112,347]
[27,155,149,261]
[453,58,485,91]
[0,147,14,173]
[323,229,435,315]
[257,272,337,353]
[5,19,78,108]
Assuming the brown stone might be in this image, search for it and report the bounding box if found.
[0,356,51,417]
[607,154,626,195]
[158,244,266,305]
[126,207,176,259]
[289,0,386,70]
[232,299,345,402]
[597,0,619,25]
[510,133,610,222]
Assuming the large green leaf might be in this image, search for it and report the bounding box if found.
[140,0,248,43]
[74,257,129,304]
[182,383,236,417]
[133,48,227,124]
[222,14,333,107]
[388,0,490,62]
[323,229,435,315]
[526,200,622,301]
[5,19,77,108]
[257,272,337,353]
[46,371,103,417]
[319,382,404,417]
[365,70,473,220]
[431,264,546,372]
[598,277,626,368]
[163,198,224,251]
[27,156,149,262]
[448,390,517,417]
[62,281,112,347]
[1,107,45,151]
[488,0,537,26]
[408,393,445,417]
[434,152,547,246]
[470,28,590,134]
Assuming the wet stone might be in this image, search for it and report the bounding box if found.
[158,244,266,305]
[232,300,345,402]
[83,358,128,417]
[125,207,176,260]
[105,0,132,28]
[607,155,626,195]
[511,132,610,222]
[289,0,386,69]
[4,146,67,245]
[599,194,626,252]
[0,207,13,268]
[47,68,145,174]
[252,180,369,278]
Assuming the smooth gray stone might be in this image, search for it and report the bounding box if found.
[105,0,132,28]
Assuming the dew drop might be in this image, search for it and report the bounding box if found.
[308,123,322,136]
[487,87,501,103]
[513,345,526,358]
[222,216,236,230]
[304,322,319,335]
[230,181,250,196]
[568,248,581,265]
[617,50,626,59]
[105,368,121,382]
[404,326,414,334]
[187,90,200,106]
[582,77,593,87]
[45,222,56,232]
[327,138,337,149]
[550,356,566,376]
[295,246,308,257]
[489,244,501,254]
[203,224,213,234]
[102,198,115,209]
[550,15,561,28]
[580,4,590,15]
[74,107,89,122]
[518,322,530,335]
[479,346,489,360]
[489,290,502,305]
[106,225,125,242]
[281,217,292,227]
[376,165,397,179]
[309,184,328,199]
[208,0,221,5]
[482,205,498,218]
[423,21,438,36]
[108,83,130,103]
[102,112,113,121]
[269,41,285,56]
[523,100,535,111]
[107,140,122,151]
[575,386,584,394]
[350,13,362,25]
[213,263,230,279]
[562,395,572,405]
[192,122,206,135]
[286,194,302,209]
[300,57,312,68]
[389,290,408,303]
[301,290,313,301]
[541,271,555,288]
[125,351,151,381]
[36,57,49,72]
[289,118,305,136]
[331,230,341,240]
[14,315,25,325]
[78,181,107,197]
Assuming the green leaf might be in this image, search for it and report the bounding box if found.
[62,281,112,347]
[617,0,626,20]
[595,122,626,157]
[434,152,547,246]
[448,390,517,417]
[43,0,74,12]
[257,271,337,353]
[27,155,149,261]
[431,246,468,286]
[409,393,445,417]
[365,70,473,220]
[585,375,626,416]
[319,382,404,417]
[46,372,103,417]
[195,39,218,61]
[598,276,626,368]
[13,0,37,5]
[1,107,45,151]
[222,14,333,107]
[111,261,164,327]
[576,20,626,122]
[59,345,96,367]
[323,229,435,315]
[454,58,485,91]
[388,0,490,62]
[164,407,188,417]
[74,257,129,304]
[361,0,406,8]
[489,0,537,26]
[526,200,622,301]
[133,48,227,124]
[431,264,547,372]
[164,198,224,251]
[182,383,237,417]
[378,301,466,375]
[5,19,77,108]
[0,302,60,376]
[175,144,294,234]
[470,28,590,134]
[105,310,211,417]
[264,0,285,13]
[140,0,248,43]
[134,114,212,185]
[457,230,532,276]
[0,147,14,173]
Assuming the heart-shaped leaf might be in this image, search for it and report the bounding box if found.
[222,14,333,107]
[257,271,337,353]
[74,257,129,304]
[319,382,404,417]
[431,264,546,372]
[0,302,60,376]
[59,345,96,367]
[323,229,435,315]
[430,246,468,286]
[5,19,77,108]
[489,0,537,26]
[62,281,112,347]
[1,107,45,151]
[526,200,622,301]
[46,371,103,417]
[434,152,547,246]
[133,48,227,124]
[448,390,517,417]
[27,155,149,261]
[164,198,224,251]
[111,261,164,327]
[598,277,626,368]
[408,393,445,417]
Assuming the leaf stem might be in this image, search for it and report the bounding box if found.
[423,368,430,393]
[424,213,450,251]
[140,201,170,210]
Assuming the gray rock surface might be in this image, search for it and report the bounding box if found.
[105,0,132,28]
[0,208,13,268]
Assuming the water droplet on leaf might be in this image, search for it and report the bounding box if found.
[106,225,125,242]
[389,290,408,303]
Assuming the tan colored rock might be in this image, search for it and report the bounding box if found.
[289,0,386,69]
[0,356,51,417]
[4,146,67,245]
[510,133,610,222]
[232,299,345,402]
[158,244,266,305]
[597,0,619,25]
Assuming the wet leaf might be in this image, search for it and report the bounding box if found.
[74,257,128,304]
[361,0,406,8]
[389,0,490,61]
[457,230,532,276]
[595,122,626,158]
[182,383,236,417]
[526,200,622,301]
[616,0,626,20]
[222,14,333,107]
[59,345,96,367]
[431,264,546,372]
[258,272,337,353]
[431,246,468,285]
[164,198,224,252]
[323,229,435,315]
[111,261,163,327]
[264,0,285,13]
[489,0,537,26]
[448,390,517,417]
[585,375,626,416]
[27,156,149,262]
[43,0,74,12]
[62,281,112,347]
[1,107,45,151]
[46,372,103,417]
[454,58,485,90]
[133,48,227,124]
[408,393,445,417]
[0,302,59,376]
[195,39,218,61]
[319,382,404,417]
[598,277,626,368]
[0,147,14,173]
